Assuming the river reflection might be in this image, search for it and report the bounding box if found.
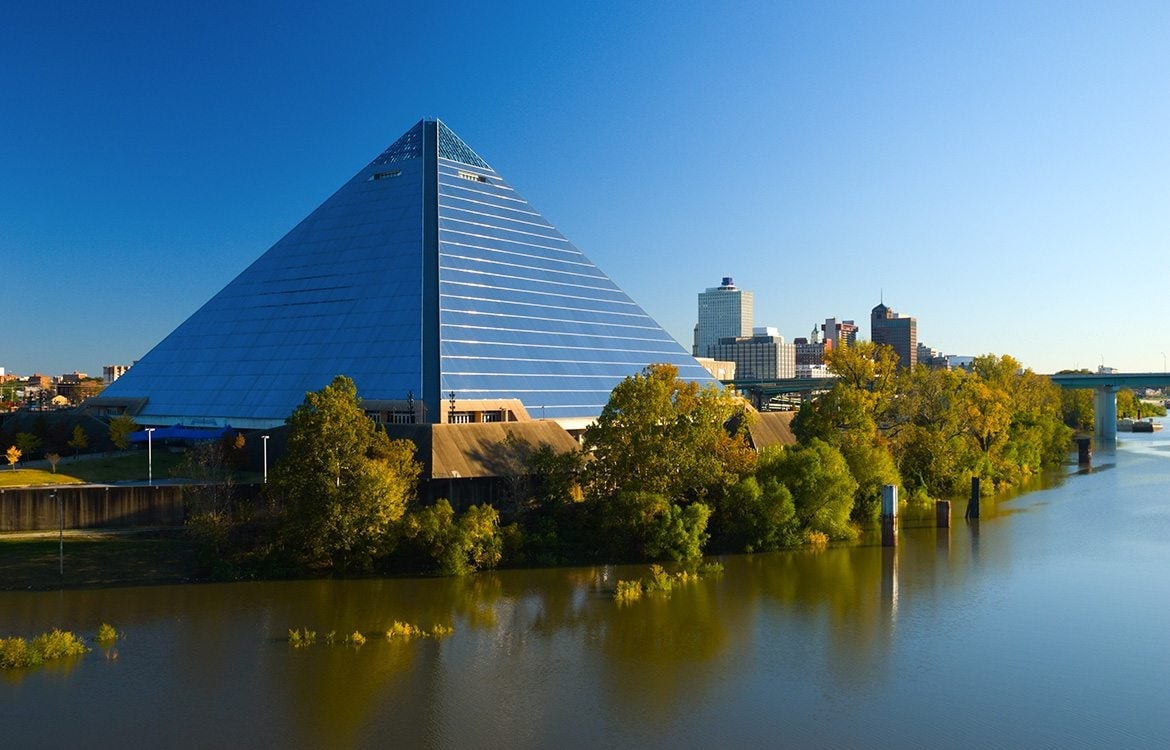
[4,429,1170,748]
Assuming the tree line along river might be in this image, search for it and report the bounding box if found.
[3,424,1170,748]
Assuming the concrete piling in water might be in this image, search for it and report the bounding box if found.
[1077,437,1092,466]
[965,477,980,519]
[936,500,951,528]
[880,484,898,547]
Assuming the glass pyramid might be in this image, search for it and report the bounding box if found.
[97,119,715,428]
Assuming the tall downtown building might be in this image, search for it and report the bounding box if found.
[694,277,753,358]
[871,302,918,369]
[93,119,714,431]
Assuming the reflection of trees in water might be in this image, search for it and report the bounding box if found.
[590,575,735,717]
[734,547,889,684]
[2,527,1015,743]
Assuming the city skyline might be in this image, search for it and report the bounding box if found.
[6,3,1169,377]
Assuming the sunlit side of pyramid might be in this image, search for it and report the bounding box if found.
[95,119,715,429]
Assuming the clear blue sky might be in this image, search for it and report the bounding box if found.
[5,1,1169,378]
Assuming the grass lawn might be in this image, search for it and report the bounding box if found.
[0,531,199,589]
[0,452,261,488]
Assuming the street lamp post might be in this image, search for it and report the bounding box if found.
[54,489,62,577]
[145,428,156,486]
[262,435,269,483]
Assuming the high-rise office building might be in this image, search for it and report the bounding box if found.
[822,318,858,350]
[695,277,753,357]
[710,327,795,381]
[93,119,714,430]
[871,302,918,369]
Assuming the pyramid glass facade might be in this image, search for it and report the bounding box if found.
[97,120,714,428]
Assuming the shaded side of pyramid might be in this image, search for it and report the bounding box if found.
[96,120,715,428]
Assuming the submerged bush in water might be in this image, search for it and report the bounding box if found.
[1,629,89,669]
[0,637,40,669]
[386,621,454,640]
[614,579,643,604]
[385,621,419,639]
[287,628,316,648]
[96,624,118,643]
[803,530,829,549]
[613,562,721,603]
[31,629,88,661]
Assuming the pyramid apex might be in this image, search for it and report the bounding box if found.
[368,119,490,170]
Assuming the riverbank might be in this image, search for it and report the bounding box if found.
[4,434,1168,749]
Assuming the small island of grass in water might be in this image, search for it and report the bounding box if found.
[1,622,121,670]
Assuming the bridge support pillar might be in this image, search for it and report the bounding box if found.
[1094,385,1118,443]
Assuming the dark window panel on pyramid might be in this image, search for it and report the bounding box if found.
[93,119,715,430]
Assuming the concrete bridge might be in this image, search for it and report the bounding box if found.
[725,372,1169,443]
[1048,372,1170,442]
[721,378,836,411]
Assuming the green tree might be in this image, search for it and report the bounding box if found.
[644,501,711,562]
[583,364,754,560]
[456,503,504,571]
[584,364,755,505]
[268,375,421,571]
[715,470,798,553]
[15,432,41,464]
[839,432,901,522]
[962,355,1071,489]
[766,438,858,540]
[792,341,899,444]
[794,341,903,518]
[108,414,138,451]
[1115,388,1165,419]
[66,425,87,458]
[399,500,504,575]
[1060,388,1094,432]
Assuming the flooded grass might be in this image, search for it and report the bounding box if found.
[287,621,455,647]
[613,561,724,604]
[0,532,198,590]
[1,629,89,670]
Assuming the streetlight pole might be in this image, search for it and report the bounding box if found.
[262,435,269,483]
[54,489,62,577]
[145,428,156,486]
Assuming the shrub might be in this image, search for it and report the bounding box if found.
[614,579,644,604]
[95,624,118,643]
[1,630,89,669]
[614,562,722,604]
[0,637,40,669]
[345,631,366,646]
[31,629,88,660]
[803,530,830,549]
[385,621,419,639]
[288,628,316,648]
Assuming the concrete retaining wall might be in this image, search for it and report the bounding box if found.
[0,485,264,532]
